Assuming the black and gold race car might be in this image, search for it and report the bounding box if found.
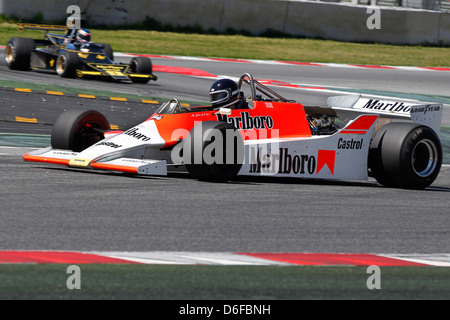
[5,21,157,83]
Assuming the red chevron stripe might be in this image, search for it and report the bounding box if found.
[238,253,429,266]
[0,251,140,264]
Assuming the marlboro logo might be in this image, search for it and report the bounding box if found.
[248,147,336,176]
[215,111,274,130]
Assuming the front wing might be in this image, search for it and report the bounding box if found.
[77,63,157,81]
[24,147,167,175]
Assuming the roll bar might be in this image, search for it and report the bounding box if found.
[237,73,294,103]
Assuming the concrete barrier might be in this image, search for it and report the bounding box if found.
[0,0,448,45]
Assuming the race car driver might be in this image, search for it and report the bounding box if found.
[75,28,91,47]
[210,78,249,110]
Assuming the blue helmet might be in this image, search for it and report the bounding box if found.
[209,78,239,108]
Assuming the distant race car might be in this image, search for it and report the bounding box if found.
[4,20,157,83]
[23,73,443,189]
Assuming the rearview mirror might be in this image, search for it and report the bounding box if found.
[218,107,232,115]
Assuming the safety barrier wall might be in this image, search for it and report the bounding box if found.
[1,0,449,45]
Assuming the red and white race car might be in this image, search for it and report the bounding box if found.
[23,73,443,189]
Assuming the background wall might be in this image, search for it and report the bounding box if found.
[0,0,449,45]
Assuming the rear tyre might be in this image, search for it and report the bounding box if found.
[368,122,442,189]
[51,109,110,152]
[129,57,152,83]
[183,121,244,182]
[56,51,80,78]
[5,37,35,70]
[99,43,114,60]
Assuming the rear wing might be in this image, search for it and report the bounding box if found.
[17,18,85,32]
[17,23,68,32]
[328,95,443,134]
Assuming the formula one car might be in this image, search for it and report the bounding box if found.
[5,20,157,83]
[23,73,443,189]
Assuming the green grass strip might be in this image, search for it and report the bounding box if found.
[0,78,203,106]
[0,264,449,300]
[1,22,449,67]
[0,78,163,102]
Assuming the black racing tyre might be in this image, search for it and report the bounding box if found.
[129,56,152,83]
[183,121,244,182]
[5,37,35,70]
[99,43,114,60]
[56,51,80,78]
[368,122,442,189]
[51,109,110,152]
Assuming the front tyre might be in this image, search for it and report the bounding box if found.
[51,109,110,152]
[183,121,244,182]
[129,57,152,83]
[368,122,442,189]
[56,51,80,78]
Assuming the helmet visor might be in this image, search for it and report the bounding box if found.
[77,30,91,43]
[80,34,90,42]
[210,90,229,105]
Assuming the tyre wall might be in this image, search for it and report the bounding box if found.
[1,0,449,45]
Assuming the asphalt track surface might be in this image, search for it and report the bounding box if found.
[0,49,449,255]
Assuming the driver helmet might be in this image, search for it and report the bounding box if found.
[76,29,91,45]
[209,78,239,109]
